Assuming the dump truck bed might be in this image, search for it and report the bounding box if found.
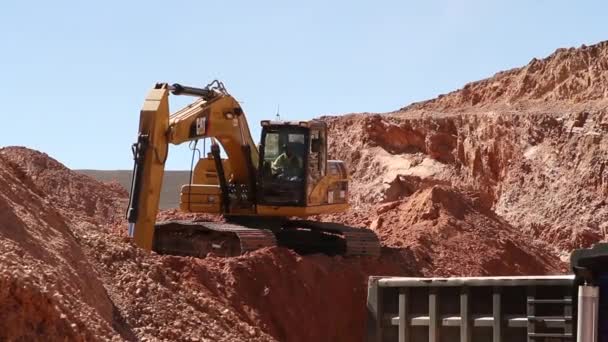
[367,275,576,342]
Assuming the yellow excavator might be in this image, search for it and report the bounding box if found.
[126,80,380,257]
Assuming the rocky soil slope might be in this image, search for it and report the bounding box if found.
[0,150,118,341]
[0,148,277,341]
[2,39,606,341]
[0,143,562,341]
[0,148,420,341]
[324,40,608,256]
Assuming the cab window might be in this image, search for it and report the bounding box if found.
[264,132,280,160]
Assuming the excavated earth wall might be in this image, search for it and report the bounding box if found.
[325,104,608,253]
[2,40,608,341]
[0,143,564,341]
[324,40,608,255]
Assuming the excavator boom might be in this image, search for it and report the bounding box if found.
[127,82,258,246]
[126,85,170,250]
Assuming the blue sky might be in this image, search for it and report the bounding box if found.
[1,0,606,169]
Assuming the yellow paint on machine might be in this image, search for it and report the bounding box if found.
[127,81,354,252]
[132,86,170,250]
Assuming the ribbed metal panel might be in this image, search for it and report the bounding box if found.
[367,275,576,342]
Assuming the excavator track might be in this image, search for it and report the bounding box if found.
[280,220,381,257]
[153,221,277,257]
[152,219,380,258]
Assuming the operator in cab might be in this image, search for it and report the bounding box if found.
[272,143,304,180]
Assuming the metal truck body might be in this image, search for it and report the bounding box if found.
[367,244,608,342]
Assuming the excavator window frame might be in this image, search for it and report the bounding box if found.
[309,128,327,177]
[258,125,310,206]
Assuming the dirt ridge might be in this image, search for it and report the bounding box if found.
[3,39,607,341]
[402,40,608,111]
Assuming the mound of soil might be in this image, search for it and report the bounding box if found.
[404,40,608,110]
[0,149,275,341]
[323,42,608,253]
[321,184,564,277]
[1,145,562,341]
[165,248,414,342]
[0,147,128,228]
[0,153,117,340]
[0,147,417,342]
[4,39,608,341]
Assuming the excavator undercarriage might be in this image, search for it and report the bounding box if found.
[153,219,381,257]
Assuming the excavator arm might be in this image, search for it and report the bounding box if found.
[126,81,259,251]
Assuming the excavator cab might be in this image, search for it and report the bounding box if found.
[257,120,330,209]
[258,121,312,206]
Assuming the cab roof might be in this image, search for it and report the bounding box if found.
[260,119,326,129]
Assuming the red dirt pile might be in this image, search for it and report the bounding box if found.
[0,145,561,341]
[323,40,608,255]
[3,39,607,341]
[0,148,276,341]
[0,152,117,340]
[321,183,563,277]
[0,147,417,342]
[405,40,608,110]
[0,147,128,229]
[166,248,414,342]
